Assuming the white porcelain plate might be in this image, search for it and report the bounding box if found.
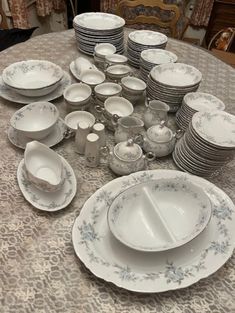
[0,71,71,104]
[73,12,125,30]
[141,49,178,64]
[129,30,167,46]
[8,118,67,149]
[192,111,235,148]
[72,170,235,293]
[150,63,202,87]
[107,178,211,252]
[184,92,225,111]
[17,156,77,211]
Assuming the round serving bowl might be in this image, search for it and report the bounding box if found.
[63,83,92,110]
[10,101,59,140]
[24,141,64,192]
[80,69,105,87]
[94,43,116,59]
[121,76,146,95]
[2,60,63,97]
[64,111,96,132]
[94,82,122,102]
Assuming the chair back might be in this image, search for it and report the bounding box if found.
[116,0,182,38]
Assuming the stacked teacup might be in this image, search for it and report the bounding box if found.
[94,43,116,70]
[147,63,202,112]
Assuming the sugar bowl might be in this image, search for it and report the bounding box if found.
[142,121,180,157]
[104,139,149,176]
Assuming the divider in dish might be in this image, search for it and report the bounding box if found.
[107,178,212,252]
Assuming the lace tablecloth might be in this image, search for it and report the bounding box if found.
[1,29,235,313]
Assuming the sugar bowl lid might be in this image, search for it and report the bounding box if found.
[147,121,173,142]
[113,139,142,162]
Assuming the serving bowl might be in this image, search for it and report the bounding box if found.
[24,141,64,192]
[94,82,122,102]
[10,101,59,140]
[80,69,105,87]
[107,177,212,252]
[2,60,63,97]
[64,111,96,132]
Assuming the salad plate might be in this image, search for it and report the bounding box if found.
[72,169,235,293]
[8,118,67,149]
[17,156,77,211]
[0,71,71,104]
[129,30,167,46]
[107,178,211,252]
[192,111,235,148]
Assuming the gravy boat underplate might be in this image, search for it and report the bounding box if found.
[107,177,212,252]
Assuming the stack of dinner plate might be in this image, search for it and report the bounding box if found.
[176,92,225,130]
[173,110,235,177]
[147,63,202,112]
[139,49,178,82]
[73,12,125,56]
[127,30,168,68]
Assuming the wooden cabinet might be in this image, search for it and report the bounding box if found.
[205,0,235,51]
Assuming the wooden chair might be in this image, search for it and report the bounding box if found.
[0,1,8,29]
[116,0,187,39]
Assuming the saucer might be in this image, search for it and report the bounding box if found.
[17,157,77,211]
[69,60,98,81]
[8,118,67,149]
[0,71,71,104]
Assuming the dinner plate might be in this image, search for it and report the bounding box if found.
[8,118,67,149]
[72,169,235,293]
[129,30,167,46]
[73,12,125,31]
[107,178,211,252]
[17,156,77,211]
[0,71,71,104]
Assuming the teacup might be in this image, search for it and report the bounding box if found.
[105,54,128,66]
[64,111,96,133]
[80,69,105,88]
[63,83,92,111]
[94,43,116,59]
[121,76,146,95]
[106,64,132,82]
[94,82,122,102]
[96,96,134,130]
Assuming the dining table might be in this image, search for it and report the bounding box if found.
[1,28,235,313]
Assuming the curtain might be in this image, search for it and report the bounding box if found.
[190,0,214,27]
[8,0,66,29]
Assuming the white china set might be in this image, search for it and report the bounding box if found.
[1,16,235,294]
[176,92,226,130]
[173,110,235,176]
[127,30,168,67]
[73,12,125,55]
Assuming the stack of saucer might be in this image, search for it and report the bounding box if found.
[140,49,178,82]
[176,92,225,130]
[173,110,235,177]
[147,63,202,112]
[127,30,168,68]
[73,12,125,56]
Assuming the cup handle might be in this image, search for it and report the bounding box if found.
[145,97,151,107]
[133,134,144,147]
[111,113,120,126]
[63,128,74,139]
[95,105,104,114]
[174,129,184,139]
